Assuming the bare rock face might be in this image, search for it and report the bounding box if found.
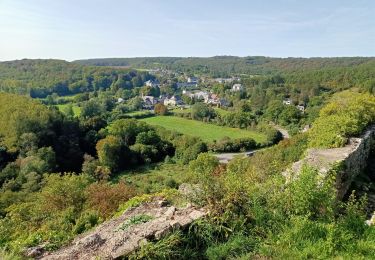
[38,201,207,260]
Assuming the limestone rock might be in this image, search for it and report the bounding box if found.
[39,200,206,260]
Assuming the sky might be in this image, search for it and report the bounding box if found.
[0,0,374,61]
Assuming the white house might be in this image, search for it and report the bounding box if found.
[187,77,198,84]
[145,80,159,88]
[232,84,243,92]
[297,104,305,113]
[117,97,124,103]
[164,96,182,106]
[283,99,292,105]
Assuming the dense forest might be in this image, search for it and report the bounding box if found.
[0,59,154,98]
[75,56,375,77]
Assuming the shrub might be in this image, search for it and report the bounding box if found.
[309,91,375,148]
[86,181,136,218]
[205,234,256,260]
[154,103,168,115]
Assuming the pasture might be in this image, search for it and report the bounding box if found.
[140,116,266,143]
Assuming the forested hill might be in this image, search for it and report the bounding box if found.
[74,56,375,76]
[0,59,153,98]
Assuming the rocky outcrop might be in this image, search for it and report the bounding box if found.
[284,126,375,200]
[38,200,206,260]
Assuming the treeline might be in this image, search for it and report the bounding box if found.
[0,59,154,98]
[0,93,207,190]
[0,93,209,253]
[74,56,375,77]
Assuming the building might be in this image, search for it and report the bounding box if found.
[141,95,159,109]
[164,96,183,106]
[177,82,198,88]
[232,84,243,92]
[145,79,160,88]
[214,77,241,84]
[187,77,199,84]
[297,104,305,113]
[283,99,292,105]
[117,97,124,103]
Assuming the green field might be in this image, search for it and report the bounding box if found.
[140,116,267,143]
[56,104,81,117]
[171,107,230,116]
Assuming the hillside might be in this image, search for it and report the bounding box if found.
[74,56,375,76]
[0,59,153,98]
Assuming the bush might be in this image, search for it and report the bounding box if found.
[309,91,375,148]
[208,137,257,152]
[86,181,136,218]
[206,234,256,260]
[154,103,168,115]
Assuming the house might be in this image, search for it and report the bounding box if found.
[117,97,124,103]
[283,99,292,105]
[297,104,305,113]
[164,95,183,106]
[232,84,243,92]
[177,82,197,88]
[214,77,240,84]
[145,79,160,88]
[194,91,210,102]
[187,77,198,84]
[141,95,159,109]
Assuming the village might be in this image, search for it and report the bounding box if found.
[117,73,306,115]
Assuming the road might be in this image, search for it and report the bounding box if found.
[213,150,256,164]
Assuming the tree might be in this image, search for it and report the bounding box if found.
[279,105,301,125]
[108,119,150,145]
[191,103,215,121]
[96,135,123,172]
[154,103,168,115]
[264,100,284,122]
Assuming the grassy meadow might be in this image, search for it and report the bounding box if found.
[140,116,267,143]
[56,104,81,117]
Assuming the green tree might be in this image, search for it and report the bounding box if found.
[96,135,123,172]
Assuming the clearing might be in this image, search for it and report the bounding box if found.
[140,116,267,143]
[56,104,81,117]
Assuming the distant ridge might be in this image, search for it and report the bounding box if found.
[73,56,375,75]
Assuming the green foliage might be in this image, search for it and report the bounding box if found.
[96,135,123,171]
[75,56,375,79]
[191,103,216,121]
[283,166,336,219]
[117,189,183,215]
[208,137,257,152]
[309,91,375,148]
[0,59,152,97]
[128,231,187,260]
[0,93,57,151]
[205,234,256,260]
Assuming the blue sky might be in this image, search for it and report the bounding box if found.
[0,0,374,61]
